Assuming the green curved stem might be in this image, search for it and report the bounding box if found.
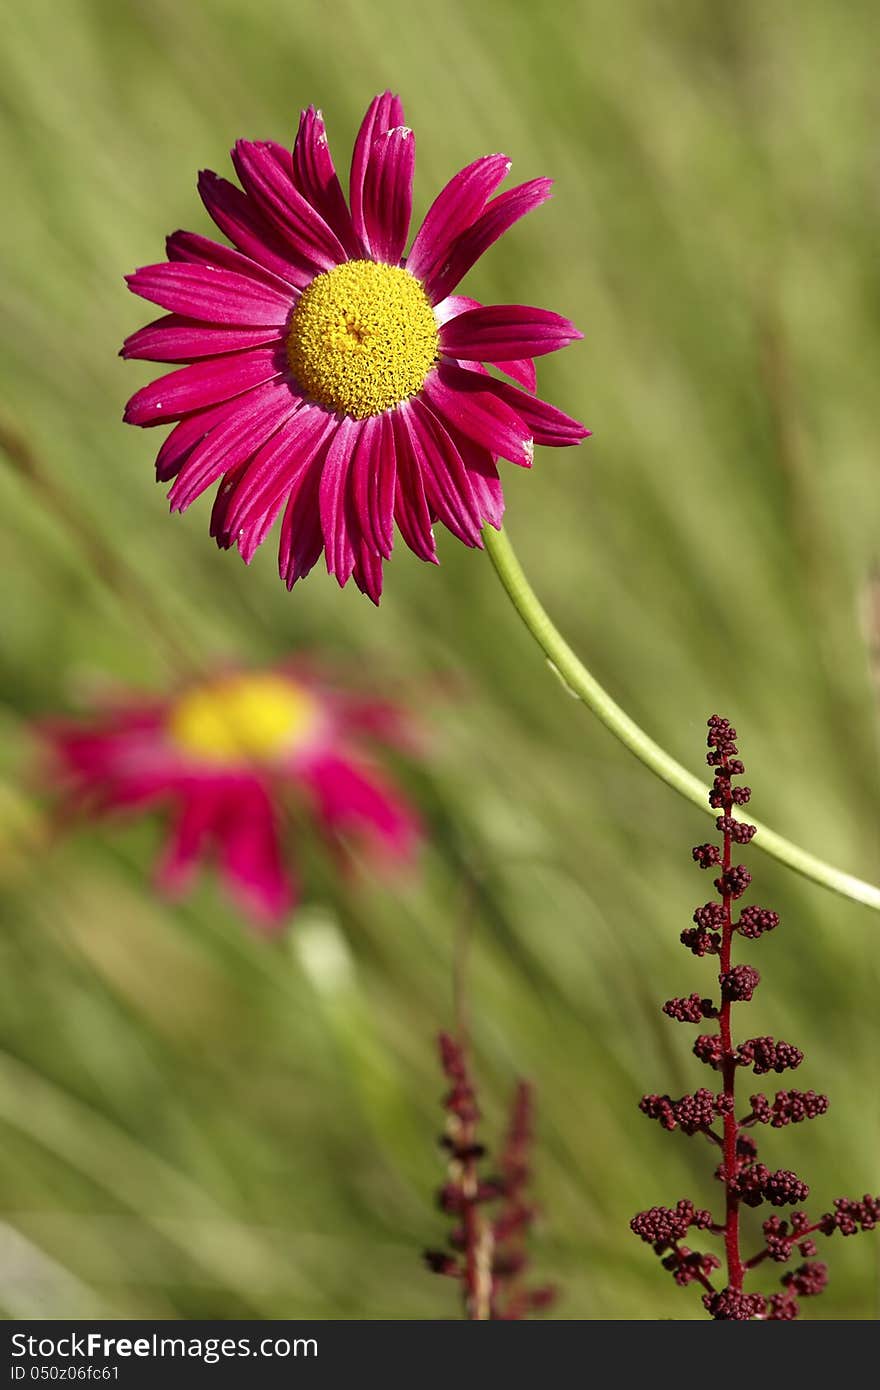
[483,524,880,912]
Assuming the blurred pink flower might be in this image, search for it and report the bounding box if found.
[122,92,588,604]
[41,666,420,929]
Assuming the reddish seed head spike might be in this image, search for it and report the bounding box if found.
[426,1035,553,1319]
[630,717,879,1319]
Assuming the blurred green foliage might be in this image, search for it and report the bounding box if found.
[1,0,878,1319]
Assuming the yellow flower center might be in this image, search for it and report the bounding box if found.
[286,260,439,418]
[168,674,319,764]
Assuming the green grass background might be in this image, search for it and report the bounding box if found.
[1,0,878,1319]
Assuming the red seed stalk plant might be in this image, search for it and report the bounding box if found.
[424,1032,556,1320]
[631,717,878,1319]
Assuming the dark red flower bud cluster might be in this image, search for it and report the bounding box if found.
[746,1089,829,1128]
[736,905,779,939]
[662,993,716,1023]
[630,717,878,1319]
[680,926,720,957]
[693,901,726,932]
[630,1199,715,1248]
[424,1033,555,1320]
[733,1164,809,1209]
[782,1260,828,1296]
[766,1292,799,1319]
[714,865,752,899]
[681,900,725,955]
[639,1088,732,1135]
[719,964,760,1001]
[716,815,757,844]
[761,1214,816,1263]
[692,843,721,869]
[702,1288,767,1320]
[736,1036,803,1075]
[694,1034,804,1075]
[818,1195,880,1236]
[693,1033,725,1067]
[438,1030,479,1125]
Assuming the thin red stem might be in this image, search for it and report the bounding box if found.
[718,755,744,1293]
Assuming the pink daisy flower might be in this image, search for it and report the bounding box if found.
[40,666,420,930]
[122,93,588,603]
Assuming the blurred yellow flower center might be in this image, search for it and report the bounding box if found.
[287,260,438,418]
[168,675,319,763]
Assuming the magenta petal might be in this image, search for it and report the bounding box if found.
[154,395,249,482]
[349,91,405,255]
[165,229,299,299]
[407,154,512,284]
[432,294,481,326]
[454,433,505,529]
[346,509,385,603]
[371,414,397,561]
[390,410,437,563]
[350,413,395,561]
[360,126,414,264]
[218,403,337,540]
[211,458,291,566]
[440,304,583,361]
[424,178,554,303]
[216,783,294,928]
[318,416,361,586]
[292,106,360,256]
[125,262,292,327]
[167,381,300,512]
[278,443,329,589]
[124,347,287,426]
[420,363,534,467]
[231,140,348,273]
[352,543,384,605]
[236,505,286,565]
[157,790,220,897]
[478,376,590,447]
[495,357,537,392]
[399,398,483,546]
[122,315,284,363]
[435,297,538,389]
[210,459,251,550]
[304,751,418,860]
[260,139,296,178]
[198,170,314,288]
[42,713,169,813]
